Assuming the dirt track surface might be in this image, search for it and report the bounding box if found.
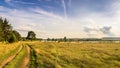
[0,45,23,68]
[21,45,30,68]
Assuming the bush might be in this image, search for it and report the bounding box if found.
[8,33,18,43]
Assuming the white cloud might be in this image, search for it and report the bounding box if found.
[31,8,63,20]
[1,0,120,38]
[69,0,120,37]
[0,6,74,38]
[61,0,67,19]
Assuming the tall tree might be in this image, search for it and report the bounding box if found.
[0,18,4,41]
[0,17,21,43]
[2,18,12,41]
[26,31,36,40]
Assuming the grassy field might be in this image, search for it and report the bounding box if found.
[0,42,21,64]
[1,41,120,68]
[28,41,120,68]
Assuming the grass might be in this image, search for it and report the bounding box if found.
[4,44,28,68]
[1,41,120,68]
[0,42,21,64]
[28,41,120,68]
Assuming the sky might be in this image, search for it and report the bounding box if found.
[0,0,120,38]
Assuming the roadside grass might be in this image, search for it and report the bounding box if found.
[0,42,21,64]
[4,44,28,68]
[28,41,120,68]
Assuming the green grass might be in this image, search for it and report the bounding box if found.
[4,45,28,68]
[28,41,120,68]
[1,41,120,68]
[0,42,21,64]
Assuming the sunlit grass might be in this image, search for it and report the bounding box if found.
[1,41,120,68]
[29,41,120,68]
[0,42,21,64]
[4,45,27,68]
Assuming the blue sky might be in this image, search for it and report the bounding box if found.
[0,0,120,38]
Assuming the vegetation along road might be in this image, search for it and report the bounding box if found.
[0,43,31,68]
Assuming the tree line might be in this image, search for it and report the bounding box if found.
[0,17,38,43]
[47,36,67,42]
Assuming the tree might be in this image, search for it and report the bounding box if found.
[7,30,21,43]
[63,36,67,42]
[13,30,21,41]
[47,38,51,41]
[8,32,18,43]
[0,17,21,43]
[0,18,4,41]
[26,31,36,40]
[52,38,55,41]
[2,18,12,41]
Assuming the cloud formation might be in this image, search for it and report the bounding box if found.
[14,1,35,5]
[100,26,114,36]
[84,26,115,37]
[61,0,67,19]
[0,0,120,38]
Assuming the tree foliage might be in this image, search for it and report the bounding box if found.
[13,30,21,41]
[26,31,36,40]
[0,17,21,43]
[63,36,67,42]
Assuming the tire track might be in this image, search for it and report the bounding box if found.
[0,45,23,68]
[21,45,30,68]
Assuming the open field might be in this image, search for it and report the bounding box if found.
[28,41,120,68]
[1,41,120,68]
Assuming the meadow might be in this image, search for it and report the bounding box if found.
[1,41,120,68]
[28,41,120,68]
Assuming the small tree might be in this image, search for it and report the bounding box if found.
[52,38,55,41]
[47,38,51,41]
[26,31,36,41]
[63,36,67,42]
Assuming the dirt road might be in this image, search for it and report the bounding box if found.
[21,45,30,68]
[0,45,23,68]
